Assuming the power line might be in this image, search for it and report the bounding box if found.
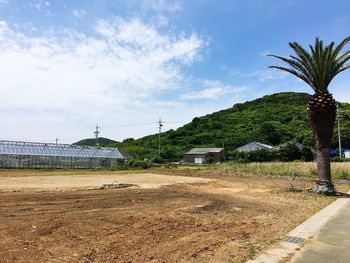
[100,122,156,128]
[100,121,186,129]
[52,119,186,146]
[162,121,185,124]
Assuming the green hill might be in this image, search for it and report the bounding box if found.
[77,92,350,160]
[74,137,118,147]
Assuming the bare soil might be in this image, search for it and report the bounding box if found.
[0,172,211,192]
[0,168,345,263]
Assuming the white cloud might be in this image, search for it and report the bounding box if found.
[180,80,246,100]
[0,18,205,142]
[245,69,289,82]
[141,0,182,27]
[0,0,8,4]
[31,2,41,10]
[143,0,182,13]
[230,69,241,76]
[72,8,87,18]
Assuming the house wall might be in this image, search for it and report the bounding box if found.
[208,151,225,162]
[183,154,207,163]
[184,151,225,163]
[345,151,350,159]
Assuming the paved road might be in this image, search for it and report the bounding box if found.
[292,201,350,263]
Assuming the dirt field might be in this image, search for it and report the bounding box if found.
[0,172,212,192]
[0,168,347,263]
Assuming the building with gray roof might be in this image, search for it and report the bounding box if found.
[183,148,225,164]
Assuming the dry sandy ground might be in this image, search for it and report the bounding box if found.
[0,173,212,192]
[0,169,344,263]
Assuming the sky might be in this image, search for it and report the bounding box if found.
[0,0,350,143]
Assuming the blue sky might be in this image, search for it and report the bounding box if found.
[0,0,349,143]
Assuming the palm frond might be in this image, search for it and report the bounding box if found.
[337,64,350,74]
[268,66,315,91]
[332,37,350,59]
[268,55,313,79]
[289,42,319,80]
[269,37,350,94]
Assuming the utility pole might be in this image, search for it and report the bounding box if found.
[337,102,342,157]
[94,124,100,146]
[158,117,163,156]
[55,138,59,145]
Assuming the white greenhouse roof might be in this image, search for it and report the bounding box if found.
[0,140,125,159]
[236,142,274,151]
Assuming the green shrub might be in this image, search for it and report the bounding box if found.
[332,157,350,162]
[150,156,165,164]
[229,149,275,162]
[229,143,315,163]
[336,170,350,180]
[276,143,302,161]
[127,159,153,169]
[301,146,314,161]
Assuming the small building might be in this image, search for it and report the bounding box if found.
[236,142,273,151]
[345,150,350,159]
[183,148,225,164]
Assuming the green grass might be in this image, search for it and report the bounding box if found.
[220,162,350,180]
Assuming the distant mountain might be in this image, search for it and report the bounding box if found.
[74,137,118,147]
[76,92,350,160]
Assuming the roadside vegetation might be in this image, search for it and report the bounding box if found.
[146,161,350,182]
[222,162,350,181]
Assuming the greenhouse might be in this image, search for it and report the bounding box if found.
[0,140,126,169]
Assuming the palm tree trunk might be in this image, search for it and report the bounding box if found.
[307,93,337,195]
[315,147,334,194]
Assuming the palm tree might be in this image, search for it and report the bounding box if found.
[269,37,350,195]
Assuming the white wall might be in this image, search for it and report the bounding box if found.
[345,151,350,159]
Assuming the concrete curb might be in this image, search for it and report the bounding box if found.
[247,193,350,263]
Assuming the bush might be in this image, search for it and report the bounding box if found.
[229,149,275,162]
[276,143,301,161]
[127,159,153,169]
[336,170,350,180]
[332,157,350,162]
[229,143,315,163]
[301,146,314,161]
[150,156,165,164]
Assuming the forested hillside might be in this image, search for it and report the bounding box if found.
[76,92,350,160]
[74,137,118,147]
